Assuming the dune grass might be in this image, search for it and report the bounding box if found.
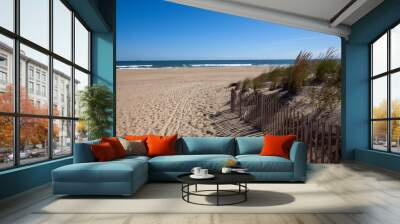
[233,48,342,114]
[237,48,341,94]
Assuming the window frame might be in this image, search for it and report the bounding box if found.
[0,0,92,171]
[370,21,400,154]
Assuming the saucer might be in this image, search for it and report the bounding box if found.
[190,174,215,179]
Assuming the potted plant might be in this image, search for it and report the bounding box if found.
[79,84,113,140]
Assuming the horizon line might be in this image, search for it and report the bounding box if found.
[117,59,296,62]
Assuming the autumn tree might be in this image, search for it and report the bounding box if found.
[372,99,400,143]
[0,85,14,150]
[0,85,59,152]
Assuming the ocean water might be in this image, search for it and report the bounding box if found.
[117,59,294,69]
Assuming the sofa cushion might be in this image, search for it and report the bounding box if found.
[180,137,235,155]
[147,134,178,157]
[125,135,148,141]
[236,155,293,172]
[53,158,147,183]
[260,135,296,159]
[116,155,150,163]
[119,138,147,156]
[149,154,235,172]
[235,137,263,155]
[91,142,118,161]
[101,137,127,158]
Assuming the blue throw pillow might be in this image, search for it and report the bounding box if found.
[236,137,264,155]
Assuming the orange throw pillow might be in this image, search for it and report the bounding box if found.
[125,135,149,149]
[125,135,148,141]
[101,137,127,158]
[91,142,117,162]
[260,135,296,159]
[146,134,177,157]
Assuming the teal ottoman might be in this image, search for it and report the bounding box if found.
[52,157,148,196]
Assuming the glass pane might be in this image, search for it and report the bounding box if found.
[74,18,89,70]
[20,117,49,165]
[53,0,72,60]
[53,119,72,157]
[74,69,89,118]
[372,76,387,119]
[391,120,400,153]
[0,116,13,170]
[372,121,388,151]
[0,0,14,31]
[372,33,387,76]
[75,120,88,143]
[53,59,72,117]
[391,24,400,70]
[20,0,49,49]
[0,34,14,112]
[20,44,49,115]
[391,72,400,118]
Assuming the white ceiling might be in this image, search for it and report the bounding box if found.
[168,0,384,38]
[229,0,352,23]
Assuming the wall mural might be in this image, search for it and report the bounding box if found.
[116,49,342,162]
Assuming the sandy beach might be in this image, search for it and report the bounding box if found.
[116,66,271,136]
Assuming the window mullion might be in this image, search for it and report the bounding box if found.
[388,30,391,152]
[48,0,54,160]
[13,0,21,167]
[71,10,76,154]
[370,45,373,149]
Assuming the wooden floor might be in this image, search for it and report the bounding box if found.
[1,162,400,224]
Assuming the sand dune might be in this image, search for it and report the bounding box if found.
[116,67,270,136]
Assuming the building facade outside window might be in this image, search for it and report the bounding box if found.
[0,54,8,91]
[0,71,6,85]
[371,23,400,154]
[28,81,33,94]
[0,0,91,170]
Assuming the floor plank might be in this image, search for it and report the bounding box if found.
[1,162,400,224]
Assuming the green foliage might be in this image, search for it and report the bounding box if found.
[253,67,290,90]
[238,49,342,116]
[315,48,341,85]
[287,51,312,94]
[247,49,341,94]
[250,51,314,94]
[79,84,114,140]
[240,78,252,92]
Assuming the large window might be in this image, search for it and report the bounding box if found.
[371,23,400,153]
[0,0,14,32]
[0,0,91,170]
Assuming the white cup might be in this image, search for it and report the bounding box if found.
[200,169,208,176]
[191,167,202,176]
[221,167,232,174]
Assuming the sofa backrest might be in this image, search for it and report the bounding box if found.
[74,136,267,161]
[178,137,235,155]
[73,140,100,163]
[235,136,264,155]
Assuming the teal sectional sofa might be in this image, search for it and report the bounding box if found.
[52,137,307,196]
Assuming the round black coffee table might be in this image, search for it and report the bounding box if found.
[177,173,255,206]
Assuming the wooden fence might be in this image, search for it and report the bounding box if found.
[231,89,341,163]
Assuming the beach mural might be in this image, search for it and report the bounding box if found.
[116,49,341,135]
[116,50,342,162]
[116,60,280,136]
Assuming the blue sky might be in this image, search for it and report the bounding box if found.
[117,0,341,61]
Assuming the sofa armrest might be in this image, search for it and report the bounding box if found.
[73,140,100,163]
[289,141,308,181]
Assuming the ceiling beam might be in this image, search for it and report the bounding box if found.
[168,0,351,38]
[330,0,368,28]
